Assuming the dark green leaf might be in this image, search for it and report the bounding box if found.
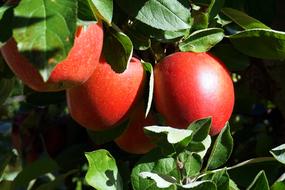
[244,0,275,26]
[221,8,270,30]
[142,62,154,117]
[13,0,77,81]
[0,5,13,46]
[0,152,14,178]
[188,117,211,142]
[180,180,216,189]
[144,126,192,144]
[0,180,12,190]
[129,20,188,43]
[54,144,88,171]
[131,157,179,190]
[229,29,285,60]
[103,28,133,73]
[140,172,176,188]
[36,170,77,190]
[0,5,11,20]
[0,78,15,105]
[270,144,285,165]
[188,135,211,159]
[78,0,97,21]
[211,43,250,71]
[178,151,202,177]
[125,28,151,50]
[191,9,209,31]
[85,150,123,190]
[227,157,283,188]
[90,0,113,24]
[203,169,230,190]
[87,119,129,145]
[0,55,14,78]
[208,0,225,20]
[215,14,232,27]
[246,171,269,190]
[119,0,191,31]
[179,28,224,52]
[206,123,233,170]
[12,156,59,190]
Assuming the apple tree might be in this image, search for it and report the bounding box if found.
[0,0,285,189]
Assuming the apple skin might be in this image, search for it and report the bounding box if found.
[66,56,146,131]
[154,52,235,136]
[0,23,103,92]
[115,102,156,154]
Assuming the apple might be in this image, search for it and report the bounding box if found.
[66,56,146,131]
[0,22,103,92]
[154,52,235,136]
[115,102,156,154]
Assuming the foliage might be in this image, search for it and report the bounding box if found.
[0,0,285,189]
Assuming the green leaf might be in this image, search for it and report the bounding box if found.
[208,0,225,20]
[131,157,179,190]
[0,180,12,190]
[188,117,211,142]
[140,172,176,188]
[229,29,285,60]
[227,157,283,188]
[211,43,250,71]
[0,152,14,178]
[36,170,77,190]
[12,156,59,190]
[13,0,77,82]
[0,5,11,20]
[221,8,270,30]
[85,150,123,190]
[119,0,191,31]
[191,9,209,31]
[178,151,202,177]
[270,144,285,165]
[192,135,212,159]
[203,169,230,190]
[180,180,216,189]
[142,62,154,117]
[0,78,15,105]
[271,181,285,190]
[103,28,133,73]
[144,126,192,144]
[186,118,212,159]
[90,0,113,24]
[179,28,224,52]
[87,119,129,145]
[206,123,233,170]
[127,20,189,43]
[0,5,13,46]
[229,179,239,190]
[246,171,269,190]
[78,0,97,21]
[137,0,191,31]
[125,28,151,50]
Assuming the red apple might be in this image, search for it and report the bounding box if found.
[154,52,235,136]
[66,56,146,131]
[115,102,156,154]
[0,22,103,92]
